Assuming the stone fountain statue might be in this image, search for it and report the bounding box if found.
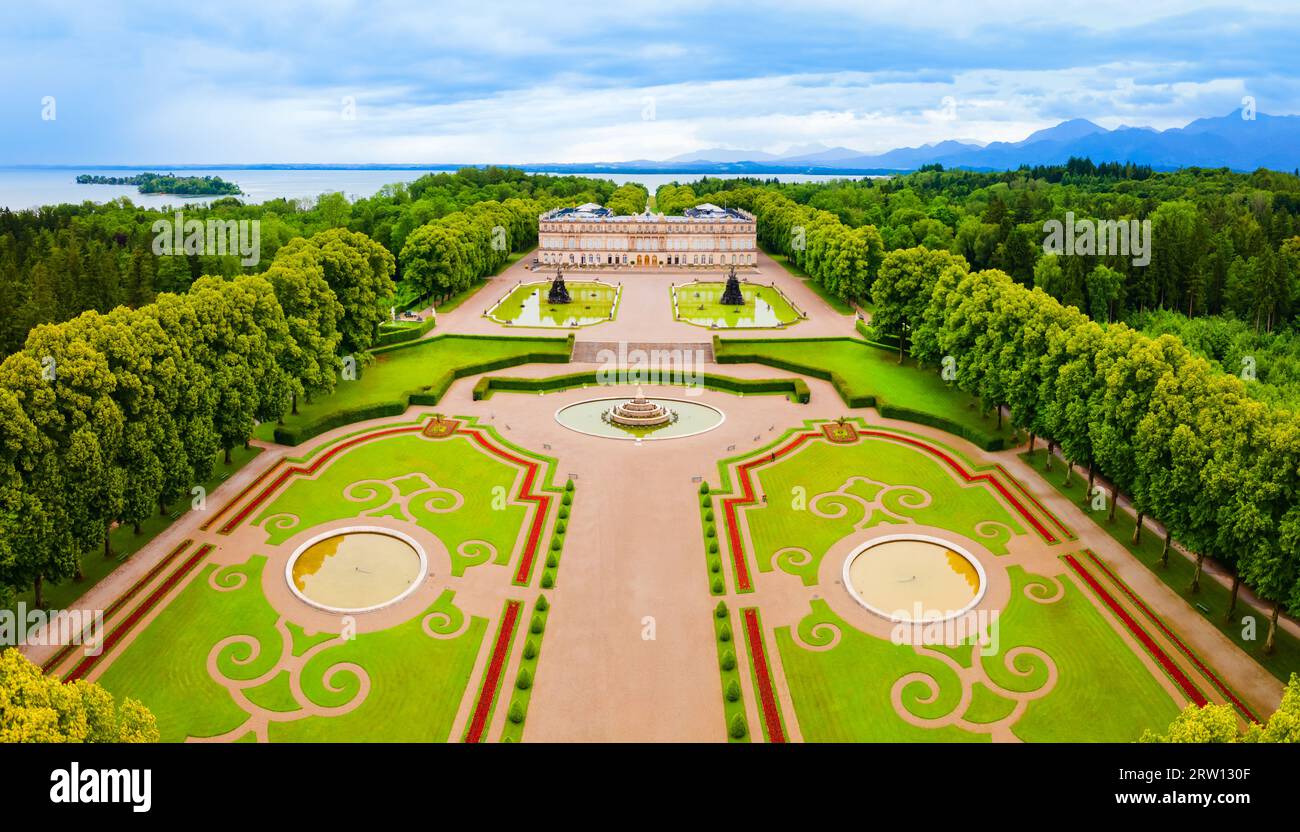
[605,386,675,427]
[720,264,745,306]
[548,267,572,304]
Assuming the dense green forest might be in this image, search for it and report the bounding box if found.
[75,172,242,196]
[661,162,1300,408]
[0,167,619,355]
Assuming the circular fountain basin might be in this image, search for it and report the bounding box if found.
[842,534,986,623]
[286,528,427,613]
[555,396,724,440]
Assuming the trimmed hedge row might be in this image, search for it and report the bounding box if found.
[713,335,1003,450]
[471,370,811,403]
[273,335,573,445]
[374,316,436,347]
[713,338,867,408]
[877,404,1004,451]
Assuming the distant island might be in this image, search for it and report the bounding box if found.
[75,171,242,196]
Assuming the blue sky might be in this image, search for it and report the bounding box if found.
[2,0,1298,164]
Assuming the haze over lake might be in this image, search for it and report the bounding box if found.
[0,167,867,211]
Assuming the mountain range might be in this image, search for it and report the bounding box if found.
[530,111,1300,174]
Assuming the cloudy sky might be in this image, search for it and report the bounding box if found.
[2,0,1297,164]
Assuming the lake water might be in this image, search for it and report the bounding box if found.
[0,167,870,211]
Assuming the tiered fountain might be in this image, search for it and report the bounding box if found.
[603,386,677,428]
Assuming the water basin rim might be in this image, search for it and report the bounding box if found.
[840,532,988,624]
[284,525,429,615]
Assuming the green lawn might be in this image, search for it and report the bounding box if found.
[1020,448,1300,683]
[742,435,1021,585]
[5,445,262,618]
[95,423,558,742]
[725,428,1178,741]
[777,566,1180,742]
[254,432,528,579]
[256,334,570,443]
[762,246,856,314]
[673,282,800,329]
[487,280,619,328]
[96,556,485,742]
[715,337,1014,449]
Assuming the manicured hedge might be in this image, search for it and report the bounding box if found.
[472,370,810,403]
[273,402,406,445]
[375,316,437,347]
[876,404,1004,451]
[274,334,572,445]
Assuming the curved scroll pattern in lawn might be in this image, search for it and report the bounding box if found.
[196,616,371,743]
[768,476,936,584]
[342,474,464,524]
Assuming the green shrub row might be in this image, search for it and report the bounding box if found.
[273,402,406,445]
[876,404,1004,451]
[501,593,550,743]
[275,337,572,445]
[374,316,436,347]
[713,601,750,743]
[472,370,810,403]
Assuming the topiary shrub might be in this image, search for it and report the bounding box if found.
[541,572,554,589]
[516,668,532,690]
[725,679,741,703]
[710,559,721,574]
[546,552,558,568]
[523,639,537,660]
[559,505,569,520]
[708,541,718,554]
[711,576,724,593]
[705,524,716,538]
[565,479,575,492]
[561,492,572,506]
[721,649,736,671]
[729,713,748,739]
[551,537,562,551]
[719,623,732,643]
[699,482,710,495]
[536,595,549,612]
[530,614,545,634]
[704,509,714,522]
[509,702,525,724]
[556,519,567,534]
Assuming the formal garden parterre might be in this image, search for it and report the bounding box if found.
[698,417,1255,742]
[39,414,569,743]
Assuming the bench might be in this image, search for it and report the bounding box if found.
[1194,602,1211,615]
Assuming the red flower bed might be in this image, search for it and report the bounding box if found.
[742,607,786,743]
[465,599,521,743]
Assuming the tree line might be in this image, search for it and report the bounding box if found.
[0,167,622,357]
[869,245,1300,652]
[0,228,395,608]
[656,164,1300,335]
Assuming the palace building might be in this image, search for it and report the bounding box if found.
[537,202,757,268]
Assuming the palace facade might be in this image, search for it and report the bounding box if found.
[537,203,757,268]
